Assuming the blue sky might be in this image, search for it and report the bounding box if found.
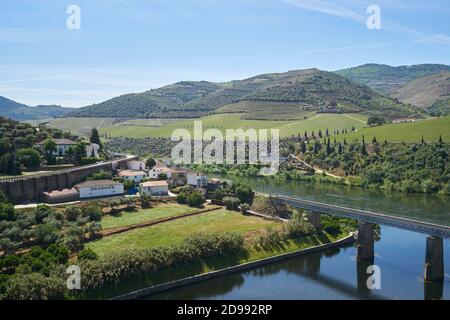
[1,0,450,107]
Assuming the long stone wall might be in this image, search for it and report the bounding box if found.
[0,156,137,203]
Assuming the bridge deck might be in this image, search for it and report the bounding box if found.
[277,195,450,238]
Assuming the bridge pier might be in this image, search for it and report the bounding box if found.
[424,236,444,282]
[356,223,375,261]
[309,211,321,229]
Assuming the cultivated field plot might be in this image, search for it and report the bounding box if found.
[101,203,199,230]
[339,116,450,143]
[46,117,116,137]
[99,113,368,138]
[87,208,281,257]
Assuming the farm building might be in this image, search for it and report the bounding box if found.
[75,180,124,199]
[118,170,147,182]
[40,188,79,204]
[140,180,169,196]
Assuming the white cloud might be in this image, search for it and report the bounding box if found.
[283,0,365,22]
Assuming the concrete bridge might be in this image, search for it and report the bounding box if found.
[275,195,448,284]
[0,155,138,203]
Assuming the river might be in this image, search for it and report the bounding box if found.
[147,177,450,300]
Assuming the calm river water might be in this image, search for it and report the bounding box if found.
[147,177,450,300]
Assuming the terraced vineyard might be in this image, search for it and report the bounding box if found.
[99,113,368,138]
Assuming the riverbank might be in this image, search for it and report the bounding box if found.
[111,233,355,300]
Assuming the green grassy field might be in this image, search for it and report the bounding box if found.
[99,113,368,138]
[339,116,450,143]
[88,209,280,257]
[46,117,116,137]
[101,204,199,230]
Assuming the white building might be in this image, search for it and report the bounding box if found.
[34,138,77,156]
[187,172,208,188]
[128,160,146,171]
[140,180,169,196]
[148,167,172,179]
[75,180,124,199]
[118,170,147,183]
[85,143,100,158]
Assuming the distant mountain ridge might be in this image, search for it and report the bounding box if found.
[335,63,450,94]
[66,68,418,119]
[0,96,73,121]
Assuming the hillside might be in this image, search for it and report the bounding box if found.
[0,96,73,121]
[66,81,224,118]
[391,72,450,116]
[335,63,450,94]
[66,69,416,119]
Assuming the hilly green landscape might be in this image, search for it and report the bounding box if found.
[0,96,73,121]
[65,68,417,120]
[391,72,450,116]
[99,113,368,139]
[335,63,450,94]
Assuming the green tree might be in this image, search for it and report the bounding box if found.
[16,148,41,169]
[187,191,204,208]
[367,116,385,127]
[145,157,156,169]
[0,153,21,175]
[90,128,100,144]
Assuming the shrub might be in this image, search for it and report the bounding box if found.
[64,206,81,222]
[82,205,102,222]
[140,193,153,208]
[34,223,61,245]
[177,192,187,204]
[2,273,66,300]
[187,191,204,208]
[235,184,254,204]
[87,170,112,181]
[0,203,15,221]
[223,197,240,210]
[78,248,98,261]
[46,243,70,265]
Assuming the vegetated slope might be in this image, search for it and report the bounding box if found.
[66,81,224,118]
[0,96,73,121]
[391,72,450,116]
[338,116,450,143]
[66,69,416,119]
[335,63,450,94]
[100,113,368,139]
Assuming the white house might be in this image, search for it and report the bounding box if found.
[34,138,77,156]
[187,172,208,188]
[148,167,172,179]
[128,160,146,171]
[118,170,147,183]
[140,180,169,196]
[75,180,124,199]
[85,143,100,158]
